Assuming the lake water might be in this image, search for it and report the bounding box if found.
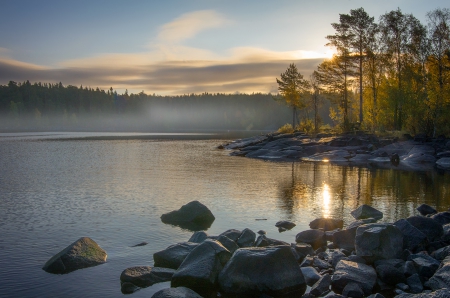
[1,132,449,297]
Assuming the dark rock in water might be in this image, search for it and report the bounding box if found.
[407,273,423,294]
[331,260,377,296]
[408,253,440,280]
[160,201,215,230]
[131,242,148,247]
[121,282,140,294]
[216,235,239,255]
[300,266,321,286]
[332,227,358,251]
[236,228,256,247]
[432,211,450,225]
[171,239,231,294]
[375,264,406,285]
[424,256,450,290]
[153,242,198,270]
[417,204,437,216]
[188,231,208,243]
[309,218,344,231]
[295,229,326,250]
[310,273,331,297]
[218,246,306,297]
[351,205,383,220]
[394,219,428,252]
[406,216,444,242]
[219,229,242,242]
[275,220,296,230]
[120,266,175,288]
[342,282,364,298]
[257,230,266,235]
[151,286,203,298]
[355,224,403,262]
[42,237,107,274]
[254,235,289,247]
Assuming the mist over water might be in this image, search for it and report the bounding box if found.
[1,133,449,297]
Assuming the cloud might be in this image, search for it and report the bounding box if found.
[157,10,228,44]
[0,10,328,94]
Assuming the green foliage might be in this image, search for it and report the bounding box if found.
[277,123,294,134]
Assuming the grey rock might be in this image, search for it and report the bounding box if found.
[171,239,231,294]
[310,273,331,297]
[375,264,406,285]
[120,266,175,288]
[295,229,326,250]
[394,219,428,252]
[236,228,256,248]
[351,205,383,220]
[331,260,377,296]
[355,224,404,262]
[406,216,444,242]
[218,246,306,297]
[151,287,203,298]
[432,211,450,225]
[42,237,107,274]
[219,229,242,242]
[300,266,321,286]
[188,231,208,243]
[330,250,347,268]
[121,282,140,294]
[432,245,450,261]
[407,273,423,294]
[408,253,440,280]
[161,201,215,230]
[309,218,343,231]
[404,261,417,277]
[417,204,437,216]
[254,235,289,247]
[394,289,450,298]
[216,235,239,255]
[275,220,296,230]
[332,227,358,251]
[425,256,450,291]
[257,230,266,235]
[347,218,378,230]
[342,282,364,298]
[153,242,198,270]
[396,283,409,291]
[312,257,331,270]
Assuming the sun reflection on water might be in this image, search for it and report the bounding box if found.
[322,183,331,218]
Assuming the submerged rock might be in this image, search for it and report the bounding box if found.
[309,218,343,231]
[160,201,215,230]
[351,205,383,220]
[275,220,296,230]
[42,237,107,274]
[218,246,306,297]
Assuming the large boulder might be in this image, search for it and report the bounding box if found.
[408,254,441,280]
[236,228,256,247]
[171,239,231,294]
[218,229,242,242]
[309,218,343,231]
[120,266,175,288]
[351,205,383,220]
[42,237,107,274]
[394,219,428,252]
[406,216,444,242]
[331,260,377,296]
[295,229,326,250]
[218,246,306,297]
[153,242,198,269]
[216,235,239,254]
[151,287,203,298]
[425,256,450,290]
[355,224,403,262]
[161,201,215,230]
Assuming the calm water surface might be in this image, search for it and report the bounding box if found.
[1,132,449,297]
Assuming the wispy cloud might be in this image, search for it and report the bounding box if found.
[0,10,327,94]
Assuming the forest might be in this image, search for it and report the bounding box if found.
[1,7,449,135]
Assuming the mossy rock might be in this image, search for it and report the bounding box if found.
[42,237,107,274]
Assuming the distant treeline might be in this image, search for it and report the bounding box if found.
[0,80,333,132]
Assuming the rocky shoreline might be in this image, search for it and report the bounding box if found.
[43,200,450,297]
[220,132,450,172]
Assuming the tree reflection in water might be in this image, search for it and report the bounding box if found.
[276,162,450,226]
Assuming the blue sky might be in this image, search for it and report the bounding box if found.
[0,0,446,95]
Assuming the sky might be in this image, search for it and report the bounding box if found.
[0,0,446,95]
